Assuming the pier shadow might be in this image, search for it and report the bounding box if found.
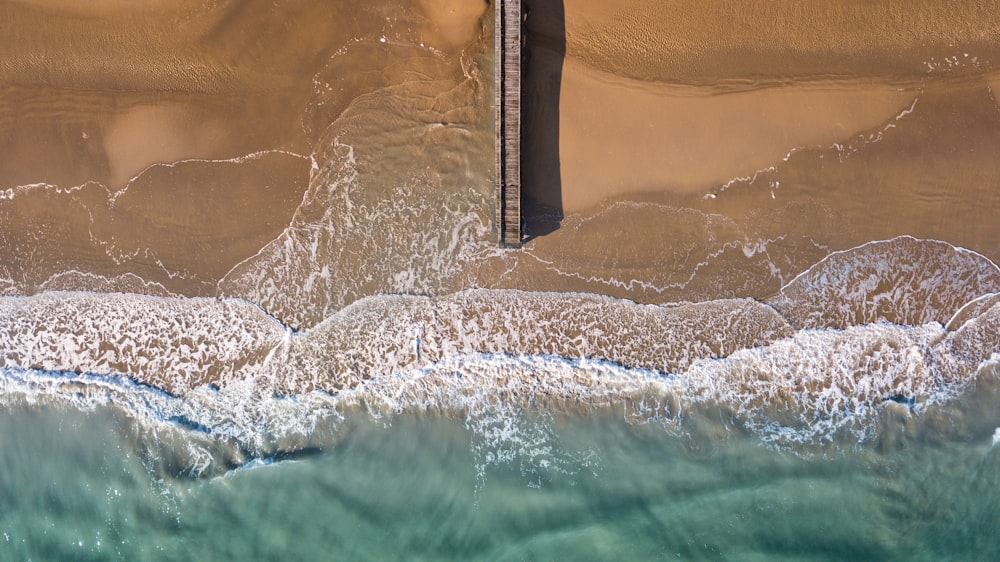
[520,0,565,242]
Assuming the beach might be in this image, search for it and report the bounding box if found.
[2,0,1000,557]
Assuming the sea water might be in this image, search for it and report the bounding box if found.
[1,382,999,560]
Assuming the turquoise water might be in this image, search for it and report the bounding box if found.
[2,368,998,561]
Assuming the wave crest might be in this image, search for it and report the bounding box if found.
[768,236,1000,329]
[0,292,284,393]
[264,291,792,393]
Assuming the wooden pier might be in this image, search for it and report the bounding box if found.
[495,0,522,248]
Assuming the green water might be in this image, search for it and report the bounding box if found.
[1,386,999,561]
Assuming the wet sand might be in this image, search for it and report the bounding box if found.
[2,0,1000,327]
[0,0,488,298]
[529,0,1000,213]
[561,0,1000,84]
[557,58,915,211]
[504,71,1000,307]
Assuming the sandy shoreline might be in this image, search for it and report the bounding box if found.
[2,0,1000,327]
[0,0,488,299]
[522,0,1000,215]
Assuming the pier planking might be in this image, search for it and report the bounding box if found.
[495,0,522,248]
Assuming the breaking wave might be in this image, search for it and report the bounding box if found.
[768,235,1000,329]
[3,236,1000,472]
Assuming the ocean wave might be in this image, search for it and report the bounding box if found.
[0,292,284,394]
[768,235,1000,329]
[0,289,789,394]
[218,46,496,329]
[3,236,1000,469]
[685,322,945,446]
[264,291,792,393]
[1,336,995,479]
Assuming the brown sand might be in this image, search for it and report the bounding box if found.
[557,58,915,212]
[563,0,1000,85]
[4,0,1000,331]
[495,69,1000,310]
[464,0,1000,312]
[537,0,1000,213]
[416,0,489,49]
[0,0,484,296]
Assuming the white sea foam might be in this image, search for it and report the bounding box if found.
[3,235,1000,470]
[256,290,792,394]
[0,292,285,394]
[769,236,1000,329]
[935,300,1000,379]
[0,321,994,477]
[37,270,175,297]
[945,292,1000,331]
[0,274,15,297]
[218,54,496,329]
[0,288,787,395]
[685,323,946,445]
[0,181,95,201]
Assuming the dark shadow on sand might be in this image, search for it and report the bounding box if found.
[520,0,565,242]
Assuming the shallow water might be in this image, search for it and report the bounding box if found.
[2,388,999,561]
[3,0,1000,558]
